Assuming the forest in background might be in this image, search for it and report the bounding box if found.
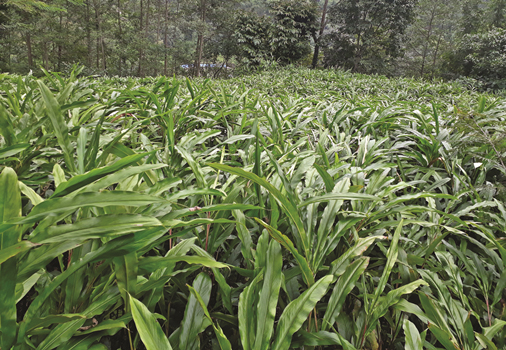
[0,0,505,89]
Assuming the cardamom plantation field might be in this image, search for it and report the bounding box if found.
[1,67,506,350]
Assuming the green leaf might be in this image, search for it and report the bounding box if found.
[393,299,430,324]
[52,152,155,197]
[212,267,233,314]
[254,239,283,350]
[18,191,167,224]
[86,164,168,194]
[291,330,355,348]
[323,257,369,331]
[0,241,38,265]
[314,163,335,193]
[138,255,228,273]
[232,209,254,268]
[16,234,138,342]
[187,284,232,350]
[418,293,453,338]
[33,285,121,350]
[0,143,30,159]
[255,218,314,286]
[19,181,44,205]
[371,219,403,308]
[209,163,309,261]
[0,167,21,350]
[238,271,264,350]
[0,167,21,225]
[78,315,131,335]
[370,280,428,333]
[403,319,423,350]
[31,215,162,243]
[16,240,82,282]
[179,273,213,350]
[330,236,384,276]
[53,164,67,188]
[165,188,225,203]
[130,295,173,350]
[427,324,459,350]
[271,275,332,350]
[38,80,75,172]
[475,332,498,350]
[0,103,17,146]
[77,127,87,174]
[298,192,379,207]
[16,270,43,303]
[26,314,87,332]
[114,252,138,309]
[483,319,506,342]
[176,145,207,188]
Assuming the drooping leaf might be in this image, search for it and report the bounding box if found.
[271,275,332,350]
[130,295,173,350]
[187,284,232,350]
[18,191,167,224]
[403,319,423,350]
[254,239,283,349]
[0,167,21,350]
[323,257,369,330]
[209,163,309,260]
[179,273,213,350]
[52,152,156,197]
[255,218,314,286]
[38,80,76,172]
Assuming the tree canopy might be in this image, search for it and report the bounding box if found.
[0,0,505,89]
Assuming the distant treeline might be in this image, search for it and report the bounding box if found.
[0,0,505,89]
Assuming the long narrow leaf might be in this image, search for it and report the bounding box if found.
[271,275,332,350]
[130,296,173,350]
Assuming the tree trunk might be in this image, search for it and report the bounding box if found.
[163,0,169,75]
[194,0,206,77]
[145,0,150,74]
[353,33,362,72]
[101,37,106,70]
[93,0,101,70]
[26,32,33,68]
[420,5,436,77]
[42,41,49,70]
[138,0,144,76]
[58,12,62,70]
[117,0,122,75]
[86,0,92,67]
[195,35,203,77]
[312,0,329,69]
[431,34,443,79]
[311,44,320,69]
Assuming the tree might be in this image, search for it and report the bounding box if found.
[403,0,460,78]
[448,28,506,89]
[0,3,9,70]
[177,0,238,77]
[490,0,506,28]
[311,0,329,68]
[323,0,418,74]
[234,0,317,66]
[461,0,484,34]
[234,10,273,66]
[269,0,317,64]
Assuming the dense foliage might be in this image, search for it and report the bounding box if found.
[1,0,506,87]
[234,1,317,67]
[0,67,506,349]
[447,28,506,90]
[322,0,417,74]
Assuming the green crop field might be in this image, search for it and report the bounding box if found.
[0,67,505,350]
